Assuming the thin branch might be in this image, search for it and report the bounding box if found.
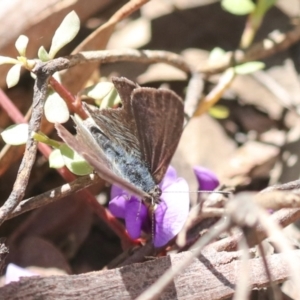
[206,207,300,252]
[257,242,282,300]
[254,190,300,210]
[8,174,101,219]
[257,208,300,299]
[0,71,50,226]
[199,21,300,74]
[261,179,300,192]
[39,49,192,74]
[135,218,232,300]
[49,76,87,119]
[233,234,251,300]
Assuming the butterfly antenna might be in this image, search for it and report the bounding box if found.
[151,205,155,243]
[162,190,233,195]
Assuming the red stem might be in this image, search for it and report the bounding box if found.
[49,77,87,119]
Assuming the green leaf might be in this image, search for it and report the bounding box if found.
[44,92,70,123]
[38,46,50,62]
[209,47,226,63]
[48,11,80,59]
[1,124,28,145]
[100,88,121,109]
[15,35,29,56]
[6,64,22,88]
[0,56,19,65]
[59,144,93,176]
[234,61,265,74]
[84,82,114,101]
[255,0,276,17]
[209,105,230,119]
[82,81,121,108]
[32,131,61,148]
[49,149,65,169]
[221,0,255,15]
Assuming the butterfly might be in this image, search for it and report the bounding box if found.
[55,77,184,207]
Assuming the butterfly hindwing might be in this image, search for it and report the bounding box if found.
[55,121,149,199]
[130,87,184,184]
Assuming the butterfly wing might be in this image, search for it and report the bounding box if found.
[55,121,149,199]
[130,87,184,184]
[84,77,141,158]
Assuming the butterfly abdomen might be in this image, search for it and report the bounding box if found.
[88,124,157,196]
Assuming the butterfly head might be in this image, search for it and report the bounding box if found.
[145,185,162,207]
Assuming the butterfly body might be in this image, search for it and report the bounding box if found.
[56,77,184,206]
[84,119,161,204]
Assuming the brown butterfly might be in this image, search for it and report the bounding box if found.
[55,77,184,206]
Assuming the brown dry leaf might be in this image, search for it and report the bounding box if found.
[220,141,279,186]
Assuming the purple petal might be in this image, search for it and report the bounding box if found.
[125,198,148,239]
[109,195,127,218]
[110,184,126,199]
[193,166,219,191]
[154,178,190,247]
[160,165,177,190]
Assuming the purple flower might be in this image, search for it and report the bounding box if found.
[193,166,219,191]
[109,166,190,247]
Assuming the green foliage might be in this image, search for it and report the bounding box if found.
[48,11,80,59]
[38,46,51,62]
[0,56,19,65]
[33,131,93,175]
[1,124,29,145]
[44,91,70,123]
[255,0,276,18]
[15,35,29,57]
[221,0,255,15]
[6,64,22,88]
[209,105,230,119]
[49,149,65,169]
[82,81,121,108]
[234,61,265,74]
[208,47,226,63]
[58,144,93,175]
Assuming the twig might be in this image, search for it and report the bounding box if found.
[233,234,251,300]
[256,207,300,299]
[40,49,192,74]
[261,179,300,192]
[135,218,232,300]
[199,21,300,74]
[0,71,50,226]
[183,72,204,121]
[49,76,87,119]
[193,68,235,117]
[206,207,300,252]
[257,242,282,300]
[7,174,101,219]
[255,190,300,210]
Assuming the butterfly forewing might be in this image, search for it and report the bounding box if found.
[131,88,184,184]
[55,121,150,200]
